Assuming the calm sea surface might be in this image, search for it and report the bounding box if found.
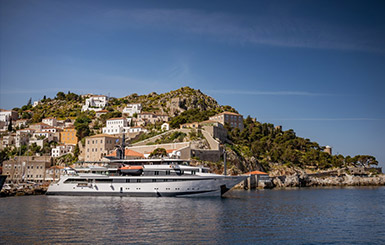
[1,187,384,244]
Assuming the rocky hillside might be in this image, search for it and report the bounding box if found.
[110,86,236,116]
[13,87,235,122]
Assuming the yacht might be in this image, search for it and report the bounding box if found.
[46,159,246,197]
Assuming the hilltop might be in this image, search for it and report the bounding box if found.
[13,87,235,121]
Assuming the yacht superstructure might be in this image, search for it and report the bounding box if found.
[46,159,246,197]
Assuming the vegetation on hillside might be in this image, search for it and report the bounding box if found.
[227,116,378,171]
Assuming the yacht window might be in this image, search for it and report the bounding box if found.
[95,179,113,183]
[166,170,170,175]
[137,179,141,183]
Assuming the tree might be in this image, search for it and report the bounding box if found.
[31,113,43,123]
[56,91,66,100]
[75,115,91,140]
[353,155,378,167]
[149,148,167,158]
[27,97,32,106]
[7,120,12,132]
[0,148,10,163]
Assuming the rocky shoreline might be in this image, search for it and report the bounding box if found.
[271,174,385,188]
[0,184,48,197]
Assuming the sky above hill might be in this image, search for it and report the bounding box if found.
[1,0,385,166]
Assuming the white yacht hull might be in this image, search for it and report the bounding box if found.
[47,176,246,197]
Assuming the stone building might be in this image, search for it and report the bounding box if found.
[29,122,51,131]
[209,111,244,130]
[45,166,66,181]
[15,128,35,147]
[324,146,332,155]
[2,156,53,183]
[137,113,169,125]
[42,117,58,127]
[84,134,121,162]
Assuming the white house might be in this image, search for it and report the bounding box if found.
[82,95,108,112]
[33,131,55,142]
[0,110,18,123]
[161,123,170,131]
[122,103,142,116]
[51,145,75,157]
[33,101,40,107]
[42,127,61,134]
[129,126,148,133]
[29,138,47,148]
[0,110,18,130]
[102,117,132,135]
[42,117,58,127]
[2,134,16,148]
[15,119,28,128]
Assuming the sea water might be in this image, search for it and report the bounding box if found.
[1,187,384,244]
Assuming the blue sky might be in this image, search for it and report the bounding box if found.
[1,0,385,166]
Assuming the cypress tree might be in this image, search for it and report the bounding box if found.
[8,120,12,131]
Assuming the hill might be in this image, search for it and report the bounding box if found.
[6,87,379,174]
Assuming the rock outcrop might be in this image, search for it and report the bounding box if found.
[271,172,385,188]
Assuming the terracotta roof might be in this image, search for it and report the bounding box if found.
[32,122,50,126]
[199,120,218,124]
[107,117,125,121]
[96,110,109,113]
[144,149,175,154]
[211,111,242,117]
[245,170,269,175]
[107,149,144,158]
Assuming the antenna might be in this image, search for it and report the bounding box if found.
[223,148,227,176]
[121,133,125,160]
